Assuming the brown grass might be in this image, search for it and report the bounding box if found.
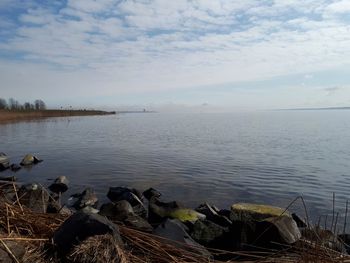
[0,109,115,123]
[1,183,350,262]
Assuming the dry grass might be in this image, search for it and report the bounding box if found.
[1,183,350,262]
[0,109,115,123]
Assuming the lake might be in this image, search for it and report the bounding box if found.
[1,111,350,228]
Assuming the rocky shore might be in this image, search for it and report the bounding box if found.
[0,109,116,123]
[1,153,350,262]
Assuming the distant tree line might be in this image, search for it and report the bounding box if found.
[0,98,46,110]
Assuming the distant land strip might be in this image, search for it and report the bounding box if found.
[276,107,350,111]
[0,109,116,123]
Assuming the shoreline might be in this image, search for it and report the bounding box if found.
[0,109,116,124]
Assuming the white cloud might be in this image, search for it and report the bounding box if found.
[1,0,350,108]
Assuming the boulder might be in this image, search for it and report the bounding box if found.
[292,213,307,228]
[0,152,10,171]
[70,187,98,209]
[100,201,152,232]
[47,201,73,216]
[230,203,290,222]
[17,183,49,213]
[20,154,42,166]
[302,227,345,253]
[107,187,146,217]
[49,176,69,194]
[196,203,232,227]
[154,219,212,259]
[53,211,123,254]
[149,198,205,224]
[338,234,350,254]
[0,241,25,263]
[256,216,301,244]
[190,219,229,247]
[99,201,134,221]
[9,164,21,172]
[143,187,162,200]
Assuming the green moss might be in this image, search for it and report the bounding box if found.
[166,208,203,222]
[231,203,290,217]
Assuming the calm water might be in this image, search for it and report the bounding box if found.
[1,111,350,226]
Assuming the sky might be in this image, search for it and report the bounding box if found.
[1,0,350,111]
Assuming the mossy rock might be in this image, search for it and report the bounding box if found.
[230,203,290,222]
[166,208,205,222]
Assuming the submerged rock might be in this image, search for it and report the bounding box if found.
[49,176,69,194]
[10,164,21,172]
[0,152,10,171]
[53,211,123,255]
[70,188,98,210]
[17,183,49,213]
[20,154,43,166]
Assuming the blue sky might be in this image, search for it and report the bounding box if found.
[1,0,350,111]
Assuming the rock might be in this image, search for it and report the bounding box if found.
[100,201,134,221]
[0,241,25,263]
[70,187,98,209]
[292,213,307,228]
[53,211,123,254]
[196,203,232,227]
[17,183,49,213]
[100,201,152,232]
[20,154,43,166]
[154,219,212,259]
[124,214,153,232]
[107,187,146,217]
[107,186,143,206]
[143,187,162,200]
[149,198,205,224]
[256,216,301,244]
[0,176,16,182]
[338,234,350,254]
[302,227,345,253]
[0,152,10,171]
[190,219,229,247]
[47,202,73,216]
[230,203,290,222]
[49,176,69,193]
[9,164,21,172]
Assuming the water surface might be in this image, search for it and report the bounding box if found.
[1,111,350,227]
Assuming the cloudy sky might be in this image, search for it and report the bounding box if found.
[1,0,350,110]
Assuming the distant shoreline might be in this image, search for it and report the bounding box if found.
[0,109,116,124]
[276,106,350,111]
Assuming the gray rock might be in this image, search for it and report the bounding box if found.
[70,187,98,209]
[10,164,21,172]
[20,154,42,166]
[107,187,146,217]
[49,176,69,193]
[292,213,307,228]
[53,211,123,254]
[0,241,25,263]
[190,219,229,247]
[17,183,49,213]
[0,153,10,171]
[143,187,162,200]
[154,219,212,259]
[256,216,301,244]
[302,227,345,253]
[196,203,232,227]
[100,201,152,232]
